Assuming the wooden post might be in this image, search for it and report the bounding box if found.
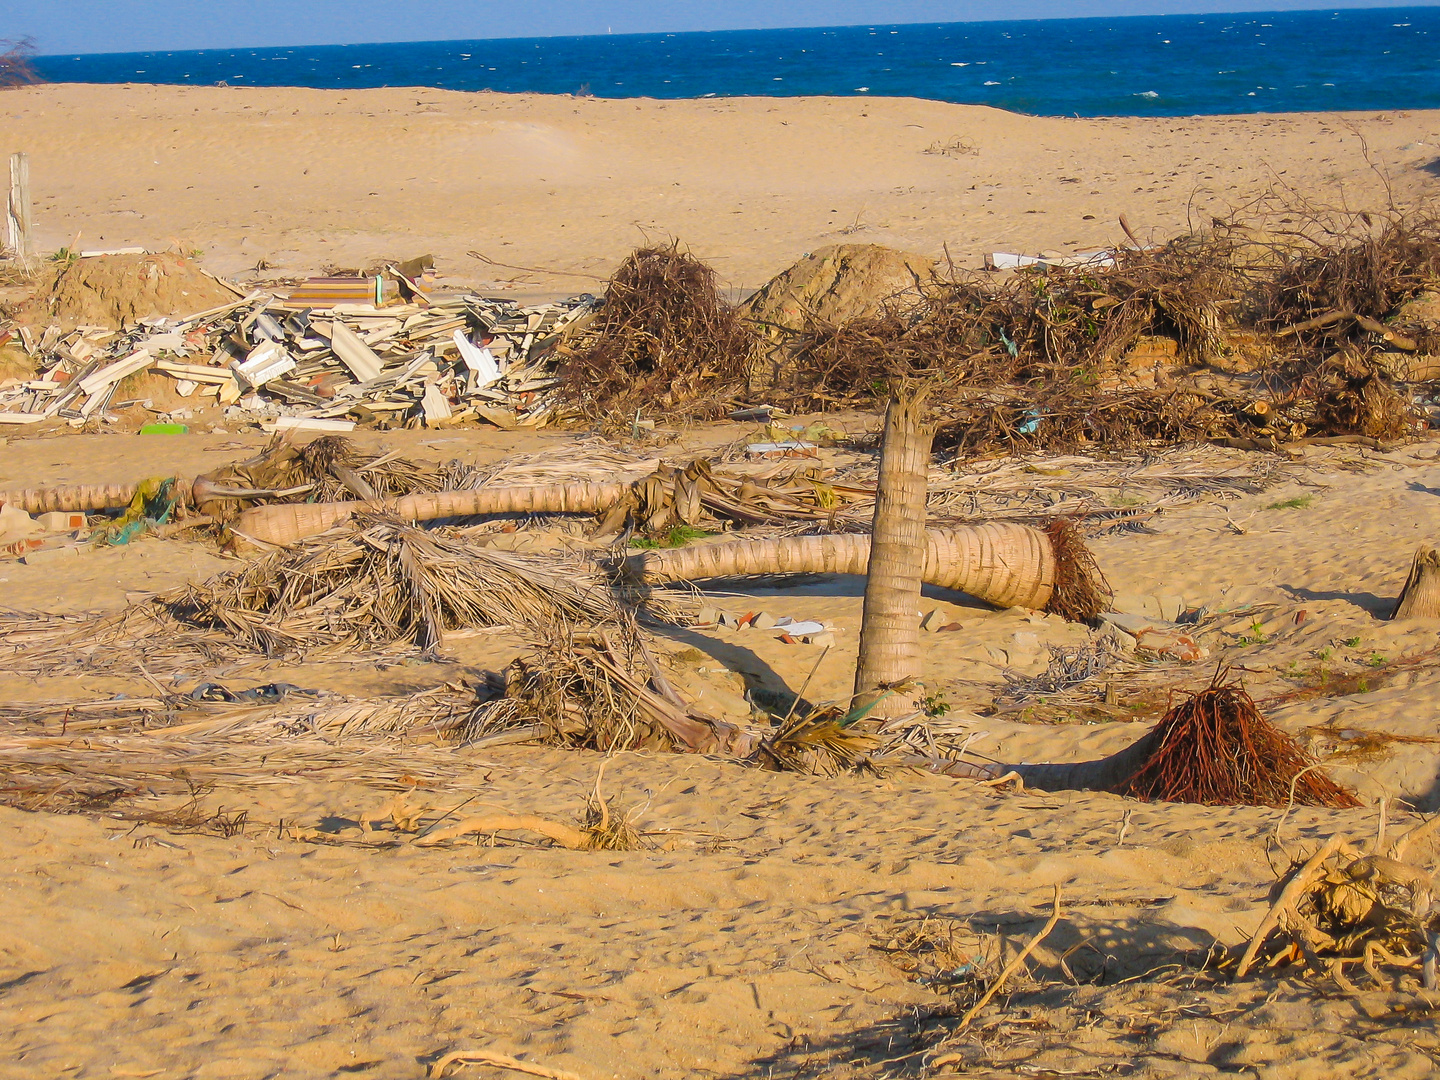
[7,152,32,266]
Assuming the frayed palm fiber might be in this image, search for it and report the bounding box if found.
[193,434,462,520]
[561,243,753,421]
[166,514,623,656]
[1112,681,1359,808]
[1045,518,1112,623]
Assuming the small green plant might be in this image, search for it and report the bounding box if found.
[1266,495,1315,511]
[1343,636,1362,648]
[629,525,711,550]
[1316,647,1332,662]
[187,248,205,260]
[1237,619,1269,646]
[1357,679,1371,694]
[921,693,951,718]
[1367,653,1387,669]
[50,246,78,264]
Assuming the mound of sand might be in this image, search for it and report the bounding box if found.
[742,243,939,336]
[18,252,237,331]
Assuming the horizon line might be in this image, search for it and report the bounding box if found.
[30,2,1437,60]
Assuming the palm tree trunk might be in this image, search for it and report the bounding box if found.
[853,388,932,718]
[227,482,631,548]
[626,524,1065,612]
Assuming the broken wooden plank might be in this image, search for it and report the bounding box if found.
[77,348,153,396]
[328,320,384,382]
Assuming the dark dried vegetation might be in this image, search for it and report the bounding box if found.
[577,201,1440,454]
[560,243,754,422]
[1113,679,1360,808]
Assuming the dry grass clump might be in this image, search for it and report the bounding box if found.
[461,631,740,754]
[165,515,623,655]
[1113,680,1359,808]
[560,243,754,421]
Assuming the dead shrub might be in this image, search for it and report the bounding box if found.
[560,243,754,423]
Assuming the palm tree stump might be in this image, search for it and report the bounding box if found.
[853,388,932,719]
[1393,545,1440,620]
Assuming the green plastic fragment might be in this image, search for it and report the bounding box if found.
[138,423,189,434]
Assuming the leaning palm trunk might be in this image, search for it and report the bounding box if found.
[853,390,932,717]
[627,520,1110,621]
[228,483,630,549]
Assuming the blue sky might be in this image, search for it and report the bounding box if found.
[6,0,1438,55]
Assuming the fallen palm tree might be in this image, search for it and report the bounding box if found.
[226,482,630,549]
[226,457,876,549]
[0,434,460,516]
[626,519,1110,622]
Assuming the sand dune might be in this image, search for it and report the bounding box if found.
[4,84,1439,291]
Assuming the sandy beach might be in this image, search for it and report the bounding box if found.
[4,84,1440,289]
[3,85,1440,1080]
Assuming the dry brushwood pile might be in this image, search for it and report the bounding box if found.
[752,204,1440,455]
[1236,817,1440,992]
[559,243,755,422]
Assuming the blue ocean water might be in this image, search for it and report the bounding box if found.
[32,7,1440,118]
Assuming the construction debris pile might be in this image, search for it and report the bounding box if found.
[0,253,598,432]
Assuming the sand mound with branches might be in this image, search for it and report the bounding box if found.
[742,243,938,336]
[19,252,236,330]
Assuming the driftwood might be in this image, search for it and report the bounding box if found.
[1236,815,1440,988]
[1392,545,1440,620]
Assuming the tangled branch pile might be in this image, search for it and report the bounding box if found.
[560,243,754,422]
[1237,822,1440,991]
[0,38,39,90]
[763,203,1440,454]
